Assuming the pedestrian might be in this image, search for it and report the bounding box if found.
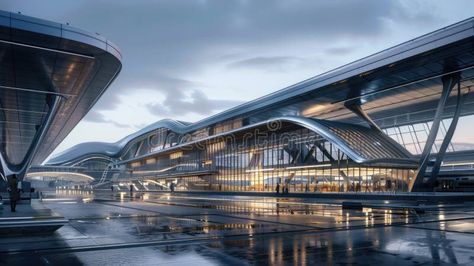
[8,174,20,212]
[386,179,392,192]
[111,185,114,192]
[170,183,175,192]
[275,183,280,194]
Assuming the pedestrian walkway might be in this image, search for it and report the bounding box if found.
[120,190,474,203]
[0,199,67,235]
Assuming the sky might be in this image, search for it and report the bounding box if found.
[1,0,474,156]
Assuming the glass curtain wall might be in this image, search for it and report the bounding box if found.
[128,126,415,193]
[382,114,474,155]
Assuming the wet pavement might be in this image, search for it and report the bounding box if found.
[0,199,67,235]
[1,190,474,265]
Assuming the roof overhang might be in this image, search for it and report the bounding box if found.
[25,171,95,183]
[0,11,122,177]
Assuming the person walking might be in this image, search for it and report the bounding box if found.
[275,183,280,194]
[8,174,20,212]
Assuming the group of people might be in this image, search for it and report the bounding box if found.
[109,183,176,193]
[275,183,289,194]
[273,179,407,194]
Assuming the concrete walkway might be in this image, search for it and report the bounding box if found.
[100,189,474,203]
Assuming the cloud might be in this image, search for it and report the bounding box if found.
[0,0,439,115]
[83,111,132,129]
[146,87,243,117]
[0,0,452,154]
[91,74,195,113]
[227,56,308,72]
[325,47,353,56]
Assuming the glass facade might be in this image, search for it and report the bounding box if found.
[170,167,414,193]
[124,124,416,193]
[63,114,474,193]
[383,114,474,155]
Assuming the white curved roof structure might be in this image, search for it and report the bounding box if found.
[48,116,416,166]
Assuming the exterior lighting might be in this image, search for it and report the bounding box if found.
[145,179,161,185]
[145,158,157,164]
[130,161,141,168]
[301,104,329,116]
[170,151,183,160]
[441,161,474,167]
[285,164,332,170]
[245,168,275,173]
[25,172,94,181]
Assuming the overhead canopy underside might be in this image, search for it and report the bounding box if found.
[25,172,94,183]
[0,11,122,177]
[198,17,474,128]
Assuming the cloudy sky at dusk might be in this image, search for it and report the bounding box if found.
[1,0,474,155]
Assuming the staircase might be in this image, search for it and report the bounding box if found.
[92,167,111,188]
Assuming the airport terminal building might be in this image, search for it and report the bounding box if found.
[43,18,474,193]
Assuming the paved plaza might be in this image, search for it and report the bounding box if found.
[1,191,474,265]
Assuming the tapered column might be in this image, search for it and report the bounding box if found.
[410,74,459,192]
[3,94,62,183]
[430,83,466,182]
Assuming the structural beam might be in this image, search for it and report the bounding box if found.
[410,74,460,192]
[430,83,467,182]
[303,143,318,163]
[0,39,95,59]
[1,94,62,183]
[345,102,382,131]
[0,85,73,98]
[314,141,335,163]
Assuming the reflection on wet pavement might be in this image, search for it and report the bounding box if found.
[1,190,474,265]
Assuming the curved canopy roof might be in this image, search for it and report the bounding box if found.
[0,10,122,177]
[47,119,190,165]
[48,116,415,166]
[25,171,95,183]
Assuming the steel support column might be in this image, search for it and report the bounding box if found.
[430,83,467,182]
[1,94,63,183]
[345,103,382,131]
[410,74,460,192]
